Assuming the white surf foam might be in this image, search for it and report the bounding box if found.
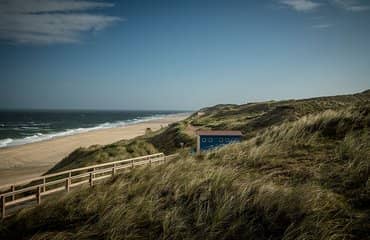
[0,138,13,147]
[0,114,168,148]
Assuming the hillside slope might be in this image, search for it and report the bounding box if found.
[46,123,195,174]
[46,139,158,174]
[48,90,370,174]
[190,89,370,138]
[1,91,369,240]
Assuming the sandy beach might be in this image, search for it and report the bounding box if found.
[0,114,189,186]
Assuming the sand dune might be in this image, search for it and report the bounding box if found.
[0,114,189,186]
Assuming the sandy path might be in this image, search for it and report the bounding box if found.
[0,114,189,186]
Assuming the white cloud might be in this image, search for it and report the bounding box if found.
[331,0,370,12]
[280,0,322,12]
[0,0,114,13]
[348,5,370,11]
[0,0,122,45]
[312,23,332,29]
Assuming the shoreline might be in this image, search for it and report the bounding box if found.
[0,113,190,186]
[0,113,190,149]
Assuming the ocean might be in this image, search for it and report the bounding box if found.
[0,110,185,148]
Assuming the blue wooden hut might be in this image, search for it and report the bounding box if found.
[196,130,243,153]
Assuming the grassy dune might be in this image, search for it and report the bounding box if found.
[1,91,369,240]
[46,139,158,174]
[46,121,195,174]
[189,90,369,138]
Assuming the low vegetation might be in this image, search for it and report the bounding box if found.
[189,89,369,138]
[147,122,195,154]
[1,91,369,239]
[47,139,158,174]
[47,121,194,174]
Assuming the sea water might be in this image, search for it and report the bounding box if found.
[0,110,184,148]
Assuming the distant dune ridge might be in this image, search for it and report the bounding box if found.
[1,90,369,240]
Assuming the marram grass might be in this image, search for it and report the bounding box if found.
[1,97,369,240]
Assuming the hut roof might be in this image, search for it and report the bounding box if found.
[196,130,243,136]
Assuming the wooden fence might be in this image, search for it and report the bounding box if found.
[0,153,177,219]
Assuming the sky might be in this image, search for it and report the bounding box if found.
[0,0,369,110]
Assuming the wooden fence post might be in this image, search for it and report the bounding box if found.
[43,177,46,192]
[112,165,116,177]
[65,178,70,192]
[11,185,15,201]
[131,159,134,168]
[36,186,41,205]
[1,195,5,219]
[89,172,93,187]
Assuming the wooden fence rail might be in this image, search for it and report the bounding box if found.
[0,152,177,219]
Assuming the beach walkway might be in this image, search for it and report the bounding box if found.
[0,153,178,219]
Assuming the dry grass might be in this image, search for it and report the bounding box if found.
[47,139,158,174]
[1,103,369,240]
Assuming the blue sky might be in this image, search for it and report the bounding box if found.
[0,0,369,110]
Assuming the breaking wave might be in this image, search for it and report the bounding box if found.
[0,115,166,148]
